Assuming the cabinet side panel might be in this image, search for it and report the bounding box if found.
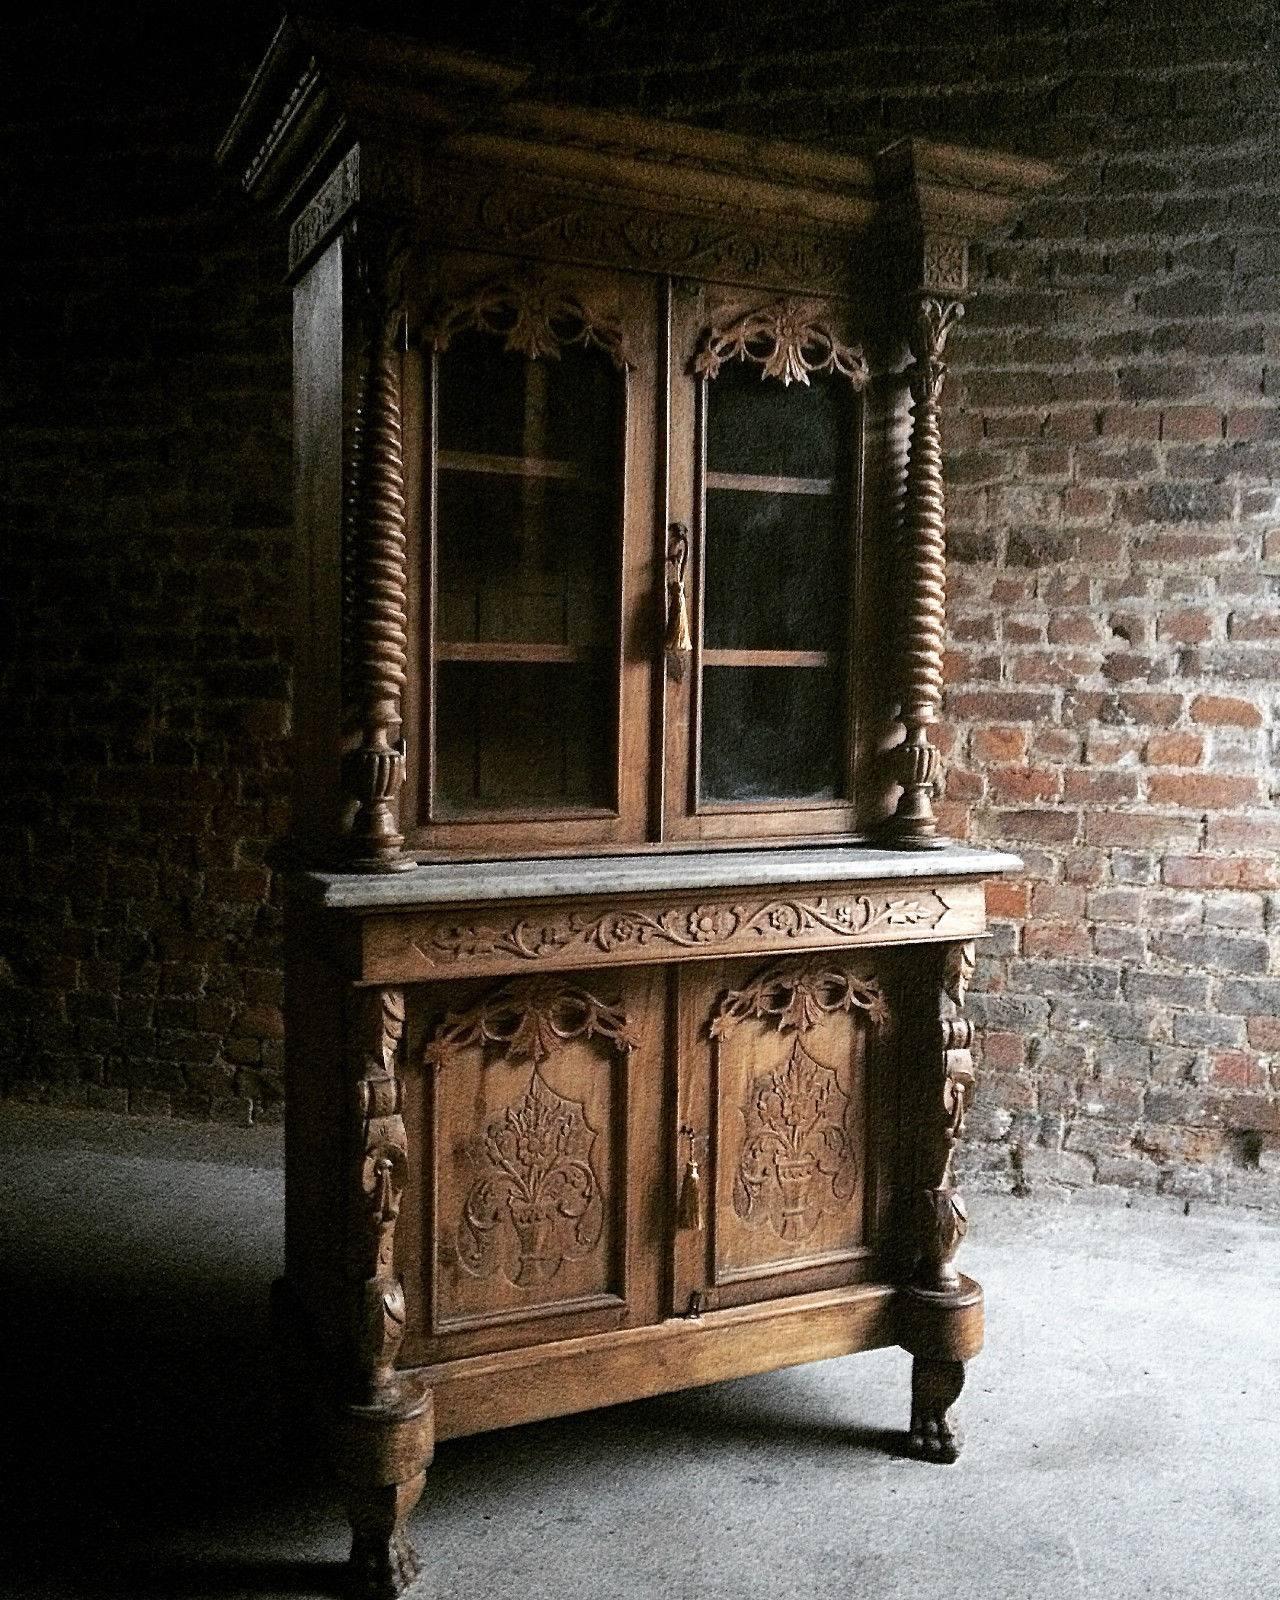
[283,903,349,1352]
[292,241,345,856]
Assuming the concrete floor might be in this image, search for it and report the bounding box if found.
[0,1107,1277,1600]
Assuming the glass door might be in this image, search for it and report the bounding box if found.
[408,264,655,854]
[664,289,870,841]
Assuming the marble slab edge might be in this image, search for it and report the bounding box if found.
[295,843,1024,913]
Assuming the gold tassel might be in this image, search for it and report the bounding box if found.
[666,523,693,680]
[677,1154,703,1230]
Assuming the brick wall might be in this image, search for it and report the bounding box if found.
[3,2,1278,1200]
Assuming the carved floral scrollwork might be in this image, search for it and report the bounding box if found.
[428,278,630,369]
[410,891,950,972]
[695,301,869,388]
[715,963,888,1243]
[350,987,411,1394]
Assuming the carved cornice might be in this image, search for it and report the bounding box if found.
[290,146,360,274]
[422,979,639,1069]
[427,278,630,369]
[695,302,869,388]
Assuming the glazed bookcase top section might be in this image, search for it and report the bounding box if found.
[218,16,1062,284]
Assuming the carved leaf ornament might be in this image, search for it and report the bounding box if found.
[429,279,630,369]
[425,980,635,1289]
[715,963,888,1242]
[695,301,869,388]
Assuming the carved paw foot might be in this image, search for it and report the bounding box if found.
[349,1527,421,1600]
[908,1356,965,1464]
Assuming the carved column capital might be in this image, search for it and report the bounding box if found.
[342,221,414,873]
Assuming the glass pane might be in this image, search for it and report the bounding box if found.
[435,661,614,812]
[706,358,851,479]
[431,327,623,815]
[704,488,844,653]
[699,359,855,807]
[701,667,840,803]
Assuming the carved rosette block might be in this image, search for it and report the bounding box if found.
[343,222,414,872]
[884,295,964,848]
[336,985,433,1598]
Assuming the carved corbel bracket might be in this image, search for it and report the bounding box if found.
[881,281,965,848]
[915,941,976,1292]
[349,986,411,1396]
[342,219,415,873]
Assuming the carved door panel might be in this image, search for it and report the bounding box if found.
[399,968,665,1364]
[672,954,890,1314]
[662,280,873,843]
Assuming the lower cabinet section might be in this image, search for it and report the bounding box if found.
[395,951,905,1365]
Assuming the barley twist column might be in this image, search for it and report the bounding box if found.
[344,223,414,872]
[884,296,964,847]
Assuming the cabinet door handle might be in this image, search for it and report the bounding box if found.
[665,522,693,680]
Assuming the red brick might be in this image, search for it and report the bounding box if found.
[948,690,1055,721]
[1031,884,1087,920]
[1148,773,1262,808]
[1143,732,1204,766]
[982,1031,1028,1070]
[1190,693,1263,727]
[1226,408,1280,441]
[1208,814,1280,849]
[1084,811,1204,847]
[1247,1016,1280,1051]
[1164,855,1280,891]
[989,766,1063,804]
[1086,732,1143,764]
[1025,922,1092,957]
[1048,614,1106,645]
[1160,406,1222,441]
[1063,770,1140,804]
[989,808,1081,844]
[1100,405,1160,438]
[985,880,1029,919]
[1033,728,1082,762]
[1157,609,1214,644]
[1228,611,1280,641]
[1209,1051,1267,1089]
[972,726,1028,763]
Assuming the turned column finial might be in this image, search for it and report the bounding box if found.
[343,220,415,873]
[883,290,964,848]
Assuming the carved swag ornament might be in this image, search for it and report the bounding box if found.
[695,300,869,388]
[424,981,637,1288]
[713,963,888,1243]
[428,277,630,369]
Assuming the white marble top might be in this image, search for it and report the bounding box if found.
[302,842,1022,912]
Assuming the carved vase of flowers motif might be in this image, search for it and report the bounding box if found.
[459,1069,603,1287]
[714,962,888,1244]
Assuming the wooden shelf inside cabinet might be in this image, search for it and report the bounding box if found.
[437,450,605,488]
[434,642,608,665]
[701,649,835,668]
[705,470,837,497]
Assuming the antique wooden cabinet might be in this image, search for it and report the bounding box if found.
[221,19,1057,1597]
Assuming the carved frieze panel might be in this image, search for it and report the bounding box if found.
[357,150,854,293]
[359,880,987,984]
